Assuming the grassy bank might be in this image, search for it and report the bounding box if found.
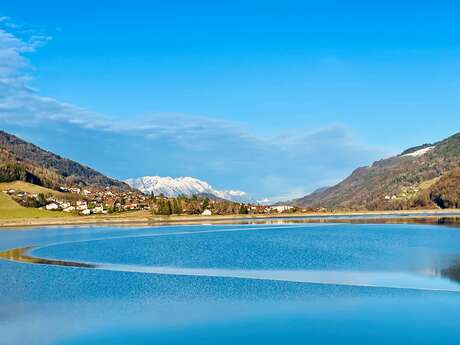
[0,181,68,198]
[0,191,71,220]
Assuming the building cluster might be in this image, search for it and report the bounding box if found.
[3,186,308,216]
[3,187,151,216]
[248,205,295,214]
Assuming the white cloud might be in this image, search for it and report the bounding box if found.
[0,23,254,145]
[0,19,90,128]
[0,19,383,201]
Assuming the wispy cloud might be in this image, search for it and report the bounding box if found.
[0,19,383,201]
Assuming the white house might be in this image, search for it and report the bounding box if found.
[45,203,59,210]
[76,201,88,210]
[202,209,212,216]
[93,205,104,214]
[271,205,294,213]
[60,202,71,209]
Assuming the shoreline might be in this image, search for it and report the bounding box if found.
[1,208,460,229]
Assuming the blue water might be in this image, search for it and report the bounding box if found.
[1,222,460,344]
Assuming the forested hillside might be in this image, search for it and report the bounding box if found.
[0,131,129,191]
[294,132,460,210]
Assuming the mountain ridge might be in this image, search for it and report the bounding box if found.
[125,176,250,203]
[293,132,460,210]
[0,130,129,191]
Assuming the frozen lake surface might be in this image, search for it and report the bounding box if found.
[1,221,460,344]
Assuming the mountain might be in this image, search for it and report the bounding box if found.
[309,186,331,196]
[293,132,460,210]
[125,176,250,202]
[0,130,129,190]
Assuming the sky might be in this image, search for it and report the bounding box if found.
[1,1,460,201]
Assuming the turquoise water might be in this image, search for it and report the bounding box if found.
[1,222,460,344]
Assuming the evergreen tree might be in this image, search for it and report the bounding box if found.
[165,200,172,215]
[158,199,172,215]
[172,199,181,214]
[36,193,47,207]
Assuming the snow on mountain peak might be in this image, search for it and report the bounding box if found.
[125,176,250,202]
[402,146,435,158]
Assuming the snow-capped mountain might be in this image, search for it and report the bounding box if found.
[125,176,251,203]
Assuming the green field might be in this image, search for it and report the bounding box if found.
[0,181,71,199]
[0,182,72,219]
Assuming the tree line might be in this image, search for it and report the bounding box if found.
[149,194,249,215]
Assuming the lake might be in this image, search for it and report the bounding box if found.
[1,219,460,344]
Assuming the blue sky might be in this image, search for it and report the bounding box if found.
[1,1,460,200]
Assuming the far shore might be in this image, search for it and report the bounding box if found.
[1,208,460,230]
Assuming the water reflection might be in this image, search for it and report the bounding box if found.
[222,216,460,226]
[442,261,460,283]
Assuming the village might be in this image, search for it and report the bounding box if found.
[2,187,150,215]
[2,186,301,216]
